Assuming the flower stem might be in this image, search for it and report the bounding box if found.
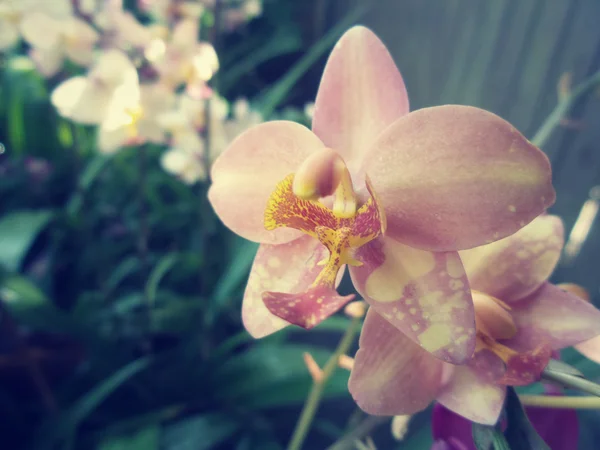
[287,317,362,450]
[325,415,390,450]
[520,395,600,409]
[531,69,600,148]
[137,145,152,352]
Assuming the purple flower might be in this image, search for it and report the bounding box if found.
[431,401,578,450]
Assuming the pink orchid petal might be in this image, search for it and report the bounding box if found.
[208,121,325,244]
[437,365,506,425]
[348,309,444,415]
[350,236,476,363]
[312,26,409,172]
[242,236,327,338]
[471,337,552,387]
[575,335,600,364]
[495,344,552,386]
[364,105,555,252]
[469,349,506,383]
[263,286,354,330]
[461,215,564,302]
[506,282,600,351]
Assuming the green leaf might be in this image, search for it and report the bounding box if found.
[33,357,153,450]
[99,425,159,450]
[220,30,303,92]
[161,413,240,450]
[7,86,25,153]
[213,237,258,304]
[145,253,179,306]
[503,387,550,450]
[0,210,53,272]
[213,343,350,409]
[1,275,73,332]
[205,237,258,325]
[66,154,112,216]
[258,3,371,118]
[472,424,510,450]
[311,316,356,333]
[541,359,600,396]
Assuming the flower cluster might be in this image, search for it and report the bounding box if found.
[208,25,600,427]
[2,0,263,183]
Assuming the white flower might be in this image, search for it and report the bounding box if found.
[0,0,72,50]
[99,82,176,153]
[161,139,207,184]
[153,19,218,92]
[21,12,99,76]
[95,0,152,51]
[51,50,138,124]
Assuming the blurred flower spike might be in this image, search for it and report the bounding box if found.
[431,401,578,450]
[37,0,264,182]
[209,26,555,365]
[348,214,600,425]
[0,0,73,51]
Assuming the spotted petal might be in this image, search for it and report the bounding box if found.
[263,285,354,330]
[348,309,444,416]
[506,282,600,351]
[350,236,476,363]
[312,26,409,173]
[208,122,325,244]
[242,236,330,338]
[461,215,563,302]
[437,365,506,425]
[471,338,552,387]
[364,105,555,252]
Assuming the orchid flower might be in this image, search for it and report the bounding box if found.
[99,82,176,153]
[221,0,262,31]
[208,26,554,364]
[139,0,205,23]
[20,12,99,77]
[95,0,154,51]
[431,402,578,450]
[160,96,261,183]
[51,50,138,125]
[52,49,175,152]
[348,214,600,424]
[214,98,262,159]
[153,18,218,97]
[0,0,72,50]
[555,283,600,365]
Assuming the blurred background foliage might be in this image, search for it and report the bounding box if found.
[1,0,600,449]
[0,1,374,449]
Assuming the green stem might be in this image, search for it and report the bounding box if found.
[520,395,600,409]
[531,70,600,148]
[137,145,151,352]
[325,415,390,450]
[287,317,362,450]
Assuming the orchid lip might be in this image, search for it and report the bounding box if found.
[264,171,383,286]
[259,154,385,327]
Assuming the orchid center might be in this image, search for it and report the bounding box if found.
[264,149,385,290]
[472,291,551,385]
